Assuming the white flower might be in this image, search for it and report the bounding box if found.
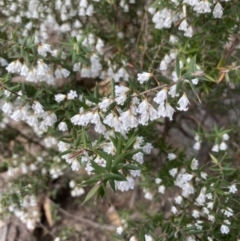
[203,207,209,215]
[58,141,70,152]
[153,88,168,104]
[193,141,201,151]
[115,93,128,105]
[177,93,190,111]
[55,94,66,102]
[206,201,214,210]
[171,206,178,214]
[69,180,75,188]
[168,153,176,160]
[115,85,129,96]
[219,141,227,151]
[174,171,193,188]
[38,43,51,57]
[183,0,198,6]
[222,133,230,141]
[145,234,153,241]
[158,185,165,194]
[184,26,193,38]
[0,57,8,67]
[192,210,199,218]
[99,98,114,111]
[116,176,135,192]
[55,66,70,78]
[220,220,230,234]
[67,90,78,100]
[137,72,151,84]
[179,19,188,31]
[212,144,219,152]
[206,194,213,200]
[130,170,141,177]
[144,190,153,200]
[200,172,208,179]
[229,184,237,193]
[58,122,68,131]
[32,102,44,115]
[174,196,183,205]
[116,226,124,235]
[192,78,199,85]
[137,99,149,114]
[142,143,153,154]
[2,102,13,114]
[71,187,85,197]
[208,215,215,222]
[80,0,88,8]
[129,236,138,241]
[102,142,117,155]
[222,207,233,217]
[169,168,178,177]
[96,38,104,54]
[132,152,144,164]
[6,59,22,73]
[195,187,206,206]
[27,114,38,127]
[26,68,38,82]
[191,158,199,170]
[133,136,144,149]
[119,110,138,130]
[138,100,158,125]
[159,59,168,70]
[158,103,175,120]
[44,113,57,127]
[196,220,203,230]
[186,236,196,241]
[155,178,162,184]
[168,84,178,98]
[20,63,29,76]
[194,0,211,13]
[86,4,94,16]
[213,3,223,18]
[4,90,11,97]
[73,62,81,72]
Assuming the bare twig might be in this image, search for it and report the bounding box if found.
[50,200,116,232]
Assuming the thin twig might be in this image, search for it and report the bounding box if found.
[139,84,167,96]
[50,200,116,232]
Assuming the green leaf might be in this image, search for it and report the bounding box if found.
[81,128,87,148]
[158,75,171,84]
[111,78,115,97]
[204,74,216,82]
[124,164,140,170]
[108,179,116,192]
[125,132,138,150]
[112,152,125,166]
[94,82,99,99]
[82,175,102,185]
[175,56,181,78]
[82,184,100,205]
[188,55,196,73]
[116,135,123,155]
[209,154,218,164]
[176,78,183,94]
[188,79,201,103]
[59,149,72,156]
[103,173,127,181]
[94,150,110,161]
[124,149,142,158]
[91,160,106,174]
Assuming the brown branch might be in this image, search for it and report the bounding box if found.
[50,200,116,232]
